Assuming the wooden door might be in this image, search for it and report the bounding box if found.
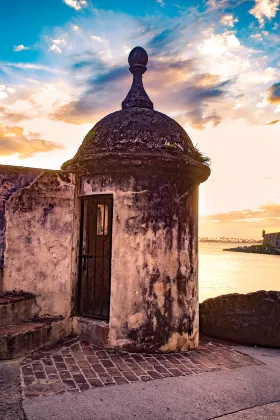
[79,195,113,320]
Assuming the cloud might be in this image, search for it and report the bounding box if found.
[250,33,263,40]
[0,106,32,123]
[147,28,179,52]
[184,110,222,129]
[4,7,280,132]
[249,0,280,27]
[200,203,280,224]
[206,0,247,10]
[0,83,70,125]
[265,119,280,125]
[1,62,64,74]
[63,0,87,10]
[184,74,233,103]
[45,37,67,54]
[198,31,241,57]
[207,0,232,9]
[47,13,273,129]
[13,45,29,52]
[220,14,238,27]
[49,44,62,53]
[171,73,233,128]
[47,11,240,128]
[92,35,103,43]
[51,64,128,124]
[52,38,66,45]
[267,82,280,103]
[0,123,63,158]
[51,53,232,127]
[0,85,16,102]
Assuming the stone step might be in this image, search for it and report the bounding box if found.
[73,316,109,347]
[0,317,72,360]
[0,292,37,327]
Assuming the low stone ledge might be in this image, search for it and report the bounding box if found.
[199,290,280,348]
[73,316,109,347]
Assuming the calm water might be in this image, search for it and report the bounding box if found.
[199,242,280,302]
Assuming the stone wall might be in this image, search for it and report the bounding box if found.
[200,290,280,348]
[80,173,198,352]
[0,165,43,288]
[263,232,280,247]
[3,171,75,316]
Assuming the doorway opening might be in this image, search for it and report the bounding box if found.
[78,195,113,320]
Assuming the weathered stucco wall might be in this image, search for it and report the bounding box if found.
[3,172,75,316]
[80,173,199,352]
[0,165,43,288]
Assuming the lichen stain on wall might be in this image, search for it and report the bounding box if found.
[3,172,75,316]
[0,166,42,282]
[80,174,198,352]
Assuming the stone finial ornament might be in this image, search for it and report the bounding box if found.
[122,46,154,110]
[128,46,148,70]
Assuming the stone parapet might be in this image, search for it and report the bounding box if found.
[200,290,280,348]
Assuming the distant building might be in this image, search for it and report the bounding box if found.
[262,230,280,247]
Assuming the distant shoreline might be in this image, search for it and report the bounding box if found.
[199,239,262,244]
[223,244,280,256]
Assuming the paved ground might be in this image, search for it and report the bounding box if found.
[1,338,280,419]
[217,402,280,419]
[19,337,260,398]
[0,360,24,420]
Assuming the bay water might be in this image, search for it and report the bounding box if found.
[199,242,280,302]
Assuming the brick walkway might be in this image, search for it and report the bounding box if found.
[20,337,262,399]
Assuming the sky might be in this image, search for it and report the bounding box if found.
[0,0,279,239]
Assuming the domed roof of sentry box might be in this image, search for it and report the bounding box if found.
[62,47,210,183]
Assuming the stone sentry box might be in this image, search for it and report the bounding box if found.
[65,47,210,352]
